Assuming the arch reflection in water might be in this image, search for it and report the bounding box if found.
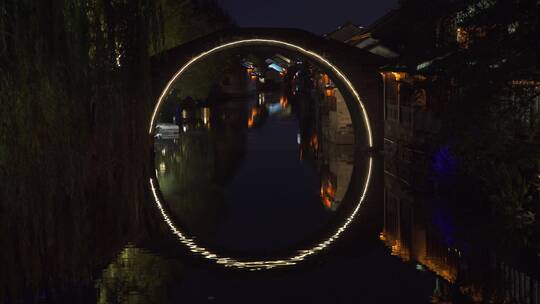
[150,156,371,270]
[149,45,374,270]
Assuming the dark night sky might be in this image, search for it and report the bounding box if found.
[216,0,399,34]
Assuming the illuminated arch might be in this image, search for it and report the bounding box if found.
[148,38,373,147]
[148,38,375,270]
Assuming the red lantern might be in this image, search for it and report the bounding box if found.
[325,86,335,97]
[323,74,330,85]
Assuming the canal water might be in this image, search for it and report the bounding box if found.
[118,88,436,303]
[3,70,540,304]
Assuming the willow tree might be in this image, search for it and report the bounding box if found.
[0,0,163,302]
[153,0,236,102]
[0,0,237,300]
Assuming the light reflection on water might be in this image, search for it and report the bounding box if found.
[150,91,372,269]
[96,245,184,304]
[149,155,371,270]
[4,55,540,304]
[87,90,540,304]
[143,90,540,303]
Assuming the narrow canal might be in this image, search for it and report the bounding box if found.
[2,50,539,304]
[127,67,426,302]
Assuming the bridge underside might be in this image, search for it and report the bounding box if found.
[150,28,386,150]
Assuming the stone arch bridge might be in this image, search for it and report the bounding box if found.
[150,28,387,149]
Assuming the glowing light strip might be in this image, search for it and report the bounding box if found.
[149,157,372,270]
[148,39,373,147]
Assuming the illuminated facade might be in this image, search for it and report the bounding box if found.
[382,168,540,303]
[314,73,355,145]
[295,71,355,211]
[379,67,439,190]
[381,178,459,283]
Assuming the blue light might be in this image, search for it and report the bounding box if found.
[432,204,456,246]
[268,63,285,73]
[267,103,282,115]
[433,145,457,183]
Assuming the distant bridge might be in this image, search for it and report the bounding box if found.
[149,28,387,149]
